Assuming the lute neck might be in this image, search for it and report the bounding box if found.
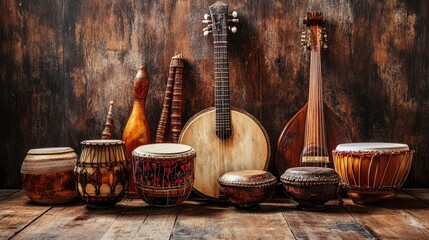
[213,32,232,139]
[301,25,329,167]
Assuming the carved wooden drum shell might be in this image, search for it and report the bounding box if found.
[280,167,340,209]
[218,170,277,207]
[333,143,414,204]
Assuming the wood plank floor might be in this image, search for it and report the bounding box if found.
[1,189,428,239]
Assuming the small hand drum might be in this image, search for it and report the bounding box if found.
[133,143,195,207]
[281,167,340,210]
[333,142,414,204]
[218,170,277,209]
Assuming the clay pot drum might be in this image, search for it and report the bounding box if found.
[21,147,78,204]
[280,167,340,210]
[218,170,277,209]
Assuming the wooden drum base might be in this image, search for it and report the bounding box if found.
[348,190,396,205]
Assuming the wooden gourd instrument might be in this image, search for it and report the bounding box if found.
[122,66,151,198]
[275,11,351,176]
[179,1,270,200]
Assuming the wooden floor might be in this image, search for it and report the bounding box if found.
[1,188,429,239]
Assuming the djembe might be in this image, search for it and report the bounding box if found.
[75,140,129,208]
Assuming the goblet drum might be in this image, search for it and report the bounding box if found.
[280,167,340,210]
[218,170,277,209]
[21,147,78,204]
[333,142,414,204]
[133,143,195,207]
[74,140,129,208]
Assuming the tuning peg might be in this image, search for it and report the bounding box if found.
[203,30,212,36]
[228,26,237,33]
[229,18,239,23]
[203,25,212,32]
[204,13,210,20]
[202,19,212,24]
[230,11,238,18]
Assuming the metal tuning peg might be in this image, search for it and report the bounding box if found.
[203,30,212,36]
[321,27,328,49]
[203,25,212,36]
[228,11,239,23]
[228,26,237,33]
[203,13,212,25]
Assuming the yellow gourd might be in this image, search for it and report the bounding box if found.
[122,66,150,197]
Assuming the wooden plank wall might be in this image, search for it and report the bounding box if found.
[1,0,428,188]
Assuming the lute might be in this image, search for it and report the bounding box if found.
[179,1,270,200]
[275,11,351,176]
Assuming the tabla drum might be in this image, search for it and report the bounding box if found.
[132,143,195,207]
[332,142,414,204]
[74,140,129,208]
[21,147,78,204]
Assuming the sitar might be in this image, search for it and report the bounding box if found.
[275,11,351,176]
[179,1,270,200]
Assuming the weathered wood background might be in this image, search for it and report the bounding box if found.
[1,0,428,188]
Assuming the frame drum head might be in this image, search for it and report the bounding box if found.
[335,142,409,152]
[133,143,193,157]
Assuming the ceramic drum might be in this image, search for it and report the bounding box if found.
[75,140,129,207]
[21,147,78,204]
[133,143,195,207]
[333,143,414,204]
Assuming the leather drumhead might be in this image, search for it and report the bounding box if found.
[335,142,409,152]
[133,143,192,156]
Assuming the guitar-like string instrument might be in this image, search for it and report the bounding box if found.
[179,1,270,200]
[275,11,351,176]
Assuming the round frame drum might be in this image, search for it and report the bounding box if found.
[75,140,129,208]
[133,143,195,207]
[333,143,413,204]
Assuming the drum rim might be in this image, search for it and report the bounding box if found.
[81,139,124,145]
[335,142,409,152]
[132,143,195,156]
[27,147,74,155]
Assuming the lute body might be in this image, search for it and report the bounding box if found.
[179,1,270,200]
[179,107,270,199]
[275,11,351,176]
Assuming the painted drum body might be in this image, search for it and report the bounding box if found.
[133,143,195,207]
